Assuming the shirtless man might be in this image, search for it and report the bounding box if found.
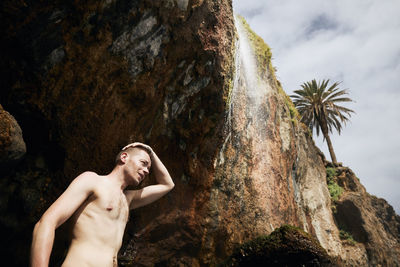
[30,142,174,267]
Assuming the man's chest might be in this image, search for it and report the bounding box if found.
[90,187,130,222]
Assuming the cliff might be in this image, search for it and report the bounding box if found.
[0,0,399,266]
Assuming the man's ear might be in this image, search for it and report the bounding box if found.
[120,152,128,163]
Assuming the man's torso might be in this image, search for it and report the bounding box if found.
[61,176,130,267]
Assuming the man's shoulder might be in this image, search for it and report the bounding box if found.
[79,171,99,177]
[75,171,100,180]
[71,171,101,187]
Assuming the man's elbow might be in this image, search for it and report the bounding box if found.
[166,180,175,191]
[169,182,175,190]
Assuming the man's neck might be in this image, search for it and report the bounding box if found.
[107,167,129,190]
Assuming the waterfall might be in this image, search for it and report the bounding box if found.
[223,15,274,153]
[233,15,262,106]
[213,15,283,233]
[210,13,309,249]
[217,15,275,167]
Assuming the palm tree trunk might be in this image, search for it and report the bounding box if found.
[319,116,338,164]
[324,133,337,164]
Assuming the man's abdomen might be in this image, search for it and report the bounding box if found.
[62,240,117,267]
[64,207,127,266]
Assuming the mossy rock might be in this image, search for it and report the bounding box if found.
[222,225,334,266]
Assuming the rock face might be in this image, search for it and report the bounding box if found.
[329,165,400,266]
[0,1,399,266]
[223,225,333,266]
[1,0,235,265]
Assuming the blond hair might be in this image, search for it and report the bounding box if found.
[115,146,152,165]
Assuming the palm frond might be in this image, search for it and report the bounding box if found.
[291,79,355,137]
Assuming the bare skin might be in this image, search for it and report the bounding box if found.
[30,142,174,267]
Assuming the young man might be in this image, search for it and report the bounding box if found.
[30,142,174,267]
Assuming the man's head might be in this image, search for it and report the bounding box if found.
[115,145,152,165]
[116,145,152,186]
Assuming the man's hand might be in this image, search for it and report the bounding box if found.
[122,142,153,156]
[124,142,174,209]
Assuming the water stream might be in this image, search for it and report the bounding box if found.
[218,15,274,165]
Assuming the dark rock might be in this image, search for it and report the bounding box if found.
[223,225,334,266]
[0,0,235,265]
[0,105,26,169]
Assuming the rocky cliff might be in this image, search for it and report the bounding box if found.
[0,0,399,266]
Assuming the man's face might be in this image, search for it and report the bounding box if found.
[124,149,151,186]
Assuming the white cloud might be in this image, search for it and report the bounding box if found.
[234,0,400,213]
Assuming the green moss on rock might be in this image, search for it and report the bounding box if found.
[326,167,343,201]
[280,84,300,125]
[237,16,273,78]
[222,225,333,266]
[339,229,356,245]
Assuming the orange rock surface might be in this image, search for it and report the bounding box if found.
[0,1,399,266]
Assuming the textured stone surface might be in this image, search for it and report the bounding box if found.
[203,16,301,264]
[223,225,334,266]
[0,0,399,266]
[331,166,400,266]
[1,0,234,265]
[0,105,26,166]
[292,125,344,257]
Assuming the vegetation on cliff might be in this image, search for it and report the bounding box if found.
[325,166,357,245]
[326,167,343,202]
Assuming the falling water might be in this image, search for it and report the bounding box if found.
[233,15,266,106]
[222,15,274,151]
[217,15,274,167]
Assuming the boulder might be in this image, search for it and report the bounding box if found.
[223,225,334,266]
[0,104,26,168]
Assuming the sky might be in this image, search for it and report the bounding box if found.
[233,0,400,213]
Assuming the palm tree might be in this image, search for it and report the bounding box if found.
[291,79,354,164]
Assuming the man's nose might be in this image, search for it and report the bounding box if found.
[143,167,149,175]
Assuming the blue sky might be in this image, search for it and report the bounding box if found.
[233,0,400,213]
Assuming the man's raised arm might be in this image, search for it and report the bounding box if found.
[30,172,96,267]
[125,143,174,209]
